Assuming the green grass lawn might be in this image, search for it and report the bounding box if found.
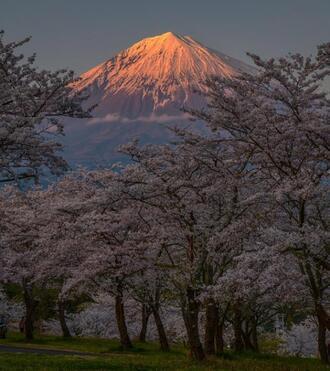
[0,332,328,371]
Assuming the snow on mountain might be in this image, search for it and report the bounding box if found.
[73,32,250,120]
[64,32,252,164]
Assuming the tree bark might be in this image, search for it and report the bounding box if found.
[242,321,255,351]
[139,304,151,342]
[182,288,205,361]
[23,283,38,341]
[233,306,244,352]
[115,293,133,350]
[204,298,217,355]
[316,303,330,331]
[152,305,170,351]
[215,308,226,354]
[251,318,259,352]
[58,300,71,338]
[317,314,329,364]
[242,330,254,351]
[215,316,224,354]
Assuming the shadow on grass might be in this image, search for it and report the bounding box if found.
[1,332,327,371]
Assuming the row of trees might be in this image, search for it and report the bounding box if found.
[0,33,329,362]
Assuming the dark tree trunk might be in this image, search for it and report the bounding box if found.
[58,300,71,338]
[115,293,133,350]
[233,306,244,352]
[242,321,255,351]
[23,283,38,341]
[139,304,151,342]
[215,315,224,354]
[204,298,217,355]
[316,303,330,330]
[251,318,259,352]
[317,314,329,364]
[242,330,254,351]
[152,305,170,351]
[182,288,205,361]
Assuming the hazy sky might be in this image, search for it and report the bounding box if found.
[1,0,329,75]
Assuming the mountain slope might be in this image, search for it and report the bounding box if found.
[73,32,251,120]
[64,32,252,164]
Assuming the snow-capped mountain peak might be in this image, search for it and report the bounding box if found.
[73,32,251,119]
[65,33,253,164]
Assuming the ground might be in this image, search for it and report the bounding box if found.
[0,333,328,370]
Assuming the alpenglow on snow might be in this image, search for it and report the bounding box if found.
[64,32,252,164]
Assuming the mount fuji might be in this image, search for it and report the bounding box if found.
[63,32,252,165]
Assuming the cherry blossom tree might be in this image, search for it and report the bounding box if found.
[127,246,171,351]
[190,42,330,362]
[118,139,258,359]
[0,31,91,184]
[39,170,149,349]
[0,186,49,339]
[34,172,98,338]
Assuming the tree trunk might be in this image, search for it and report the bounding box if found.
[139,304,151,342]
[115,293,133,350]
[233,306,244,352]
[152,305,170,351]
[215,318,224,354]
[251,318,259,352]
[316,303,330,331]
[317,314,329,364]
[58,300,71,338]
[242,321,255,351]
[242,330,254,351]
[23,283,38,341]
[182,288,205,361]
[204,298,217,355]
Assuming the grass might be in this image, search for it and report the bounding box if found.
[0,332,328,370]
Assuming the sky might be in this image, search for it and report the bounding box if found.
[1,0,329,75]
